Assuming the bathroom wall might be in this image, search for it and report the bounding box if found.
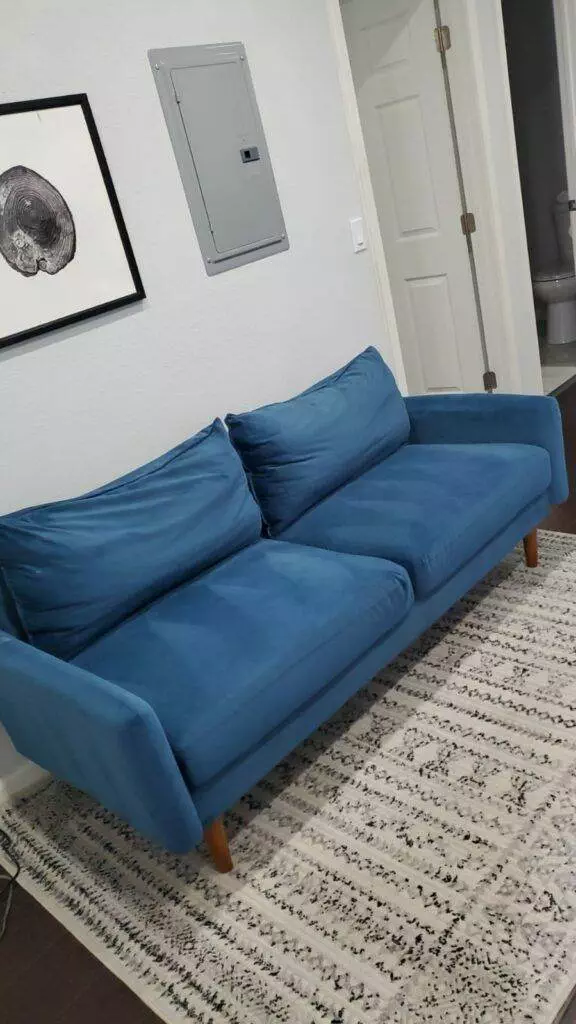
[502,0,568,275]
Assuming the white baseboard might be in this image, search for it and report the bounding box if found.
[0,761,49,805]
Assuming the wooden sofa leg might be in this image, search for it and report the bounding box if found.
[203,817,233,873]
[523,529,538,568]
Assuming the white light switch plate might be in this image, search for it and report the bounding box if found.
[350,216,367,252]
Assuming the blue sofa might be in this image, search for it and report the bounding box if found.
[0,348,568,871]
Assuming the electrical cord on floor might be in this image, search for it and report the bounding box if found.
[0,828,20,942]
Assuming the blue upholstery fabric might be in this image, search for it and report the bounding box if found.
[280,443,552,598]
[0,630,203,852]
[0,574,21,638]
[0,420,261,660]
[75,540,414,787]
[406,393,568,504]
[226,347,410,533]
[194,491,550,826]
[0,375,567,855]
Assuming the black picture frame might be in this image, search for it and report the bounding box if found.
[0,93,145,351]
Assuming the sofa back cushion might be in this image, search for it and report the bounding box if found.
[0,419,262,660]
[226,346,409,533]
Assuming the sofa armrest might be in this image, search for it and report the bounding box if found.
[405,393,569,504]
[0,632,202,852]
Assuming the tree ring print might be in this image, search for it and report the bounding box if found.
[0,165,76,277]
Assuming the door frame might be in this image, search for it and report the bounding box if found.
[326,0,543,394]
[554,0,576,248]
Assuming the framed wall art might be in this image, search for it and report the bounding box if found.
[0,94,144,350]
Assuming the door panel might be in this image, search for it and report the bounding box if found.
[379,97,439,234]
[341,0,485,393]
[407,274,463,389]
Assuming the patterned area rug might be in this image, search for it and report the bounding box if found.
[3,530,576,1024]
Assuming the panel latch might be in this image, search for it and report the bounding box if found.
[240,146,260,163]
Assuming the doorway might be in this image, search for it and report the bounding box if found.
[339,0,487,394]
[502,0,576,395]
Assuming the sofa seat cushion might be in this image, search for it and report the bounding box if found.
[0,420,262,660]
[280,443,552,599]
[74,540,413,787]
[226,346,410,533]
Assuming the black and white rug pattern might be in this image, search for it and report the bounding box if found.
[3,530,576,1023]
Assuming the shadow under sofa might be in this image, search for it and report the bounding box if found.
[0,347,568,871]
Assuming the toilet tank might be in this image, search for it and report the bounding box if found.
[555,190,574,267]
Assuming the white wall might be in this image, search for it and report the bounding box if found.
[0,0,397,783]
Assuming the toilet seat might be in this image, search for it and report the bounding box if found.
[534,266,575,283]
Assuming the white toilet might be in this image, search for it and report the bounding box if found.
[533,190,576,345]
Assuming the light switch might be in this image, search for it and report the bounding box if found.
[350,216,366,253]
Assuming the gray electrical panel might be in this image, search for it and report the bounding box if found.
[149,43,289,274]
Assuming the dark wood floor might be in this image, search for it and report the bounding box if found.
[0,886,159,1023]
[2,383,576,1024]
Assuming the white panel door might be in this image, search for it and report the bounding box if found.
[341,0,485,393]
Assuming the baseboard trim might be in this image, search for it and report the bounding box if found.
[0,762,49,805]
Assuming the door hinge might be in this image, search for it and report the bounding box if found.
[569,198,576,212]
[434,24,451,53]
[461,211,476,235]
[483,370,497,392]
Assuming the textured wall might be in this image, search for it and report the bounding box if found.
[0,0,394,783]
